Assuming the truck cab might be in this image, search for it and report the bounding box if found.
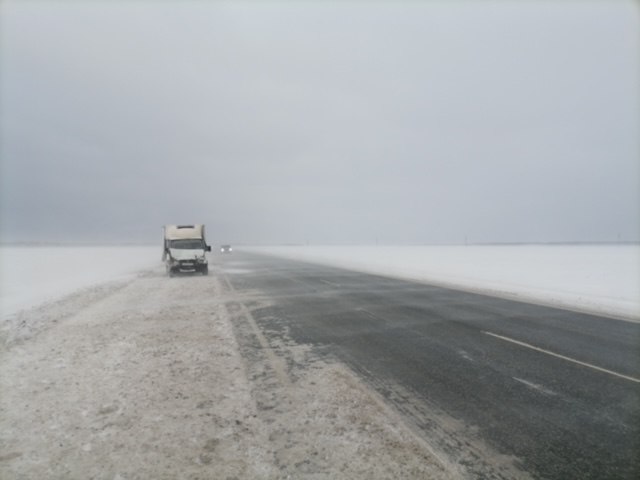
[163,224,211,276]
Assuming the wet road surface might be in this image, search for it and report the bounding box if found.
[217,252,640,479]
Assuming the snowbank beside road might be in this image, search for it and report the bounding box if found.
[0,245,159,318]
[243,245,640,320]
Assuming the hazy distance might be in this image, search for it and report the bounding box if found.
[1,1,638,245]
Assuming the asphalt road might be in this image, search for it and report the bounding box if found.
[217,252,640,480]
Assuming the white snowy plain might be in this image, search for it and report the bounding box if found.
[0,245,160,318]
[1,244,638,321]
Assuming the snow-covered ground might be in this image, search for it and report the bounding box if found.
[243,245,640,321]
[0,245,159,318]
[1,259,453,480]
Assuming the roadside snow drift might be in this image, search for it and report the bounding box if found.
[0,246,159,318]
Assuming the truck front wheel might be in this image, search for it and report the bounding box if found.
[202,265,209,276]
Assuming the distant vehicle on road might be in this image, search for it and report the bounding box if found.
[220,244,233,254]
[162,224,211,276]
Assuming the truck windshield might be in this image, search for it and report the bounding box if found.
[170,239,204,249]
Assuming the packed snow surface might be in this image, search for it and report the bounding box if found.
[1,264,455,479]
[244,245,640,320]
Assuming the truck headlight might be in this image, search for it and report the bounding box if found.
[197,256,207,263]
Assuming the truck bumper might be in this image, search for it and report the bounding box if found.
[167,260,208,275]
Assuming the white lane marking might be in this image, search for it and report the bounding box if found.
[319,279,341,287]
[356,308,383,321]
[482,331,640,384]
[513,377,558,396]
[458,350,474,362]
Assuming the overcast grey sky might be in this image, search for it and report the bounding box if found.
[1,1,638,245]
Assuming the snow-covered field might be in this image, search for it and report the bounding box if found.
[1,244,638,321]
[0,245,159,318]
[244,244,640,321]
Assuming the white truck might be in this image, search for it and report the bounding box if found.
[162,224,211,276]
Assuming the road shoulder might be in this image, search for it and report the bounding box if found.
[0,267,455,479]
